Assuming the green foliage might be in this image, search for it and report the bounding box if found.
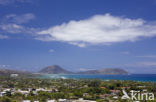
[0,77,155,101]
[0,96,12,102]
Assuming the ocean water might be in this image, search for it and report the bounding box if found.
[39,74,156,82]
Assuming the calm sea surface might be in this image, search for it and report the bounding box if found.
[39,74,156,82]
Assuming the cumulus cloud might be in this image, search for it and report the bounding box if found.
[38,13,156,47]
[0,34,8,39]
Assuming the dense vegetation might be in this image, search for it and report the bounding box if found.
[0,76,155,102]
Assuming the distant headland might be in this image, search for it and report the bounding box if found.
[38,65,128,75]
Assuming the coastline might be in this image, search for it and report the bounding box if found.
[36,74,156,82]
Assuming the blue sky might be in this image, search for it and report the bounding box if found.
[0,0,156,73]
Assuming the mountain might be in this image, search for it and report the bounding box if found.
[39,65,128,75]
[77,68,128,75]
[98,68,128,75]
[0,68,31,76]
[39,65,73,74]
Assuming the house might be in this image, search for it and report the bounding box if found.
[17,89,29,95]
[110,90,120,95]
[59,99,66,102]
[27,88,32,92]
[10,74,18,77]
[121,87,130,89]
[137,86,146,88]
[36,88,52,92]
[22,100,30,102]
[72,98,96,102]
[47,100,55,102]
[32,91,37,95]
[36,88,45,92]
[83,93,89,97]
[0,91,6,97]
[78,98,83,101]
[113,96,118,99]
[3,89,11,92]
[99,94,111,99]
[100,87,106,89]
[0,88,13,97]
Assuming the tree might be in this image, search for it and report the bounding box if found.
[0,96,12,102]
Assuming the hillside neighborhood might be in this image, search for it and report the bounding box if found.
[0,75,155,102]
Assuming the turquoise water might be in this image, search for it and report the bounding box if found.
[39,74,156,82]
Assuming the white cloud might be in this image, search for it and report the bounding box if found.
[0,24,38,34]
[0,34,8,39]
[4,13,35,24]
[137,62,156,67]
[0,64,10,68]
[125,61,156,69]
[49,49,55,53]
[0,24,24,33]
[136,55,156,58]
[79,68,96,71]
[38,13,156,47]
[121,51,130,55]
[0,0,31,5]
[0,13,38,35]
[69,42,86,47]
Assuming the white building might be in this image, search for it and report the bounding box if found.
[72,98,96,102]
[10,74,18,77]
[47,100,56,102]
[113,96,118,99]
[17,89,29,95]
[22,100,30,102]
[59,99,66,102]
[0,92,6,97]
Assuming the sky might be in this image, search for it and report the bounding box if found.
[0,0,156,73]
